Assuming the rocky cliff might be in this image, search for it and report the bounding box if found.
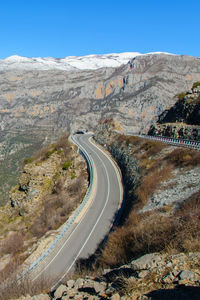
[148,83,200,140]
[0,54,200,133]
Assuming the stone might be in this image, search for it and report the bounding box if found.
[74,295,85,300]
[111,293,121,300]
[137,270,149,278]
[32,295,50,300]
[54,284,68,299]
[162,273,175,283]
[74,278,84,289]
[93,281,107,293]
[105,286,116,295]
[67,279,75,288]
[131,253,164,270]
[82,279,95,289]
[178,270,196,281]
[61,290,77,299]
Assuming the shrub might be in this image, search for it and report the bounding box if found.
[135,163,173,207]
[57,149,62,155]
[0,232,24,255]
[71,173,76,179]
[0,273,50,300]
[125,135,141,146]
[23,157,34,165]
[45,148,56,159]
[174,92,186,101]
[166,148,200,167]
[100,189,200,267]
[192,81,200,90]
[62,161,71,170]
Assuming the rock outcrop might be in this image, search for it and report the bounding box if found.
[9,150,62,215]
[148,84,200,140]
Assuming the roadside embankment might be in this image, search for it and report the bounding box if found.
[93,120,200,268]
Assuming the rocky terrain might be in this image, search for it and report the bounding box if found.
[148,82,200,140]
[0,53,200,204]
[18,252,200,299]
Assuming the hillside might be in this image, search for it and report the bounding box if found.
[0,134,88,292]
[0,53,200,204]
[6,120,200,300]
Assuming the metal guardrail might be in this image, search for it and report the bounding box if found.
[134,134,200,151]
[21,134,94,278]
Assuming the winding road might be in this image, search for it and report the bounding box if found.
[30,133,123,288]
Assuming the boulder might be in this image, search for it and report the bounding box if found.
[66,279,75,288]
[74,278,84,289]
[111,293,121,300]
[131,253,165,270]
[178,270,196,281]
[93,281,107,293]
[32,295,50,300]
[54,284,68,299]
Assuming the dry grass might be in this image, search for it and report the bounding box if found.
[0,253,29,283]
[30,175,86,238]
[135,163,173,208]
[100,189,200,267]
[140,140,167,157]
[166,148,200,167]
[0,275,50,300]
[0,231,24,255]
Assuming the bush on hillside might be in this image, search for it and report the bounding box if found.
[100,189,200,267]
[174,92,186,101]
[192,81,200,90]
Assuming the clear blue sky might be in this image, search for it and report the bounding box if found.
[0,0,199,59]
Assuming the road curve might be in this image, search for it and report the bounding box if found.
[30,133,123,288]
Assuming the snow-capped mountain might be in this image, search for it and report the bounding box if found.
[0,52,174,71]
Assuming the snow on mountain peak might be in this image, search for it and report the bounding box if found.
[4,55,30,62]
[0,52,175,71]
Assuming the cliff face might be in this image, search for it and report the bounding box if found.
[0,54,200,133]
[148,85,200,140]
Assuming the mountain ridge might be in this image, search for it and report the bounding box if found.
[0,52,175,71]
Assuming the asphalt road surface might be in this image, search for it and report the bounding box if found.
[31,133,123,288]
